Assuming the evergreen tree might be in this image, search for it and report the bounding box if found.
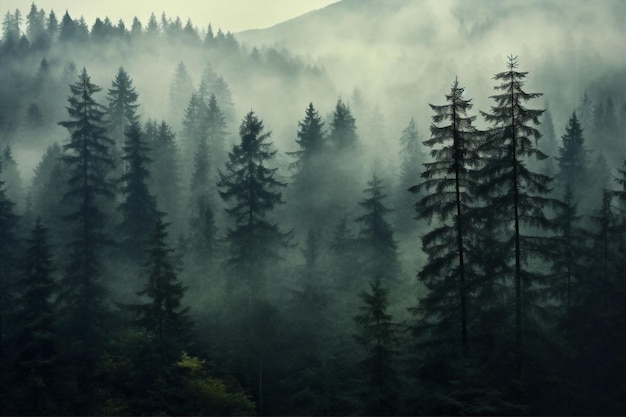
[204,93,227,187]
[169,61,194,124]
[557,112,589,199]
[57,68,115,414]
[410,78,480,358]
[117,121,159,258]
[2,146,23,212]
[286,102,327,230]
[478,55,554,396]
[395,117,424,233]
[126,217,191,415]
[107,67,140,151]
[11,219,57,415]
[355,174,400,287]
[354,278,398,416]
[148,120,181,232]
[0,159,20,415]
[180,92,206,184]
[217,111,289,294]
[329,98,358,150]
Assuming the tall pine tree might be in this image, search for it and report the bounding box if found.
[57,68,115,414]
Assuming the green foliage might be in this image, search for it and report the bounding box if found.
[177,353,256,415]
[117,121,159,257]
[217,111,289,293]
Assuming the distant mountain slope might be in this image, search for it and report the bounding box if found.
[237,0,625,166]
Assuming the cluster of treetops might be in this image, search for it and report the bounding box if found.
[0,3,624,416]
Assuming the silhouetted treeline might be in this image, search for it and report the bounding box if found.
[0,4,625,416]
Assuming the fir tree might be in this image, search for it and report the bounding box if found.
[354,278,398,416]
[57,68,115,413]
[127,217,191,415]
[410,78,480,358]
[557,112,589,199]
[148,120,181,232]
[107,67,140,151]
[11,219,57,415]
[117,121,159,258]
[478,55,554,392]
[355,174,400,287]
[217,111,289,294]
[286,102,327,230]
[395,117,423,232]
[329,98,358,150]
[0,159,20,415]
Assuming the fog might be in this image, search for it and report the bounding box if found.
[0,0,624,415]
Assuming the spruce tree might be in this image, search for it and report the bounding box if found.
[557,112,589,199]
[148,120,181,232]
[217,111,289,294]
[410,78,480,358]
[57,68,115,413]
[204,93,228,179]
[395,117,424,233]
[107,67,140,151]
[127,217,191,415]
[355,174,400,287]
[0,159,20,415]
[478,55,554,391]
[117,121,159,258]
[287,102,327,230]
[11,219,57,415]
[354,278,398,416]
[329,98,358,150]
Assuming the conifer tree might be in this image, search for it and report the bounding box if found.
[410,78,480,358]
[287,102,327,229]
[181,92,206,183]
[217,111,289,294]
[57,68,115,413]
[0,159,20,415]
[478,56,553,387]
[11,219,57,415]
[557,112,589,199]
[148,120,181,231]
[355,174,400,287]
[1,146,23,212]
[127,217,191,415]
[204,93,227,187]
[117,121,159,258]
[329,98,358,150]
[354,278,398,416]
[107,67,140,150]
[395,118,423,232]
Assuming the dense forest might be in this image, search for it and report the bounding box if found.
[0,2,625,416]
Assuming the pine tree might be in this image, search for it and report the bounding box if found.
[169,61,194,124]
[557,112,589,199]
[329,98,358,150]
[217,111,289,294]
[0,159,20,415]
[11,219,57,415]
[180,92,206,184]
[107,67,140,151]
[395,117,424,233]
[57,68,115,413]
[127,217,191,415]
[148,120,182,232]
[117,121,159,258]
[286,102,327,230]
[354,278,398,416]
[478,55,554,391]
[1,146,23,212]
[410,78,480,358]
[204,93,227,188]
[355,174,400,287]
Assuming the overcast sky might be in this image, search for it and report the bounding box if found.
[2,0,340,33]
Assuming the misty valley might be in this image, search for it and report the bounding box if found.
[0,1,625,416]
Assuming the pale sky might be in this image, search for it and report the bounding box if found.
[3,0,340,33]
